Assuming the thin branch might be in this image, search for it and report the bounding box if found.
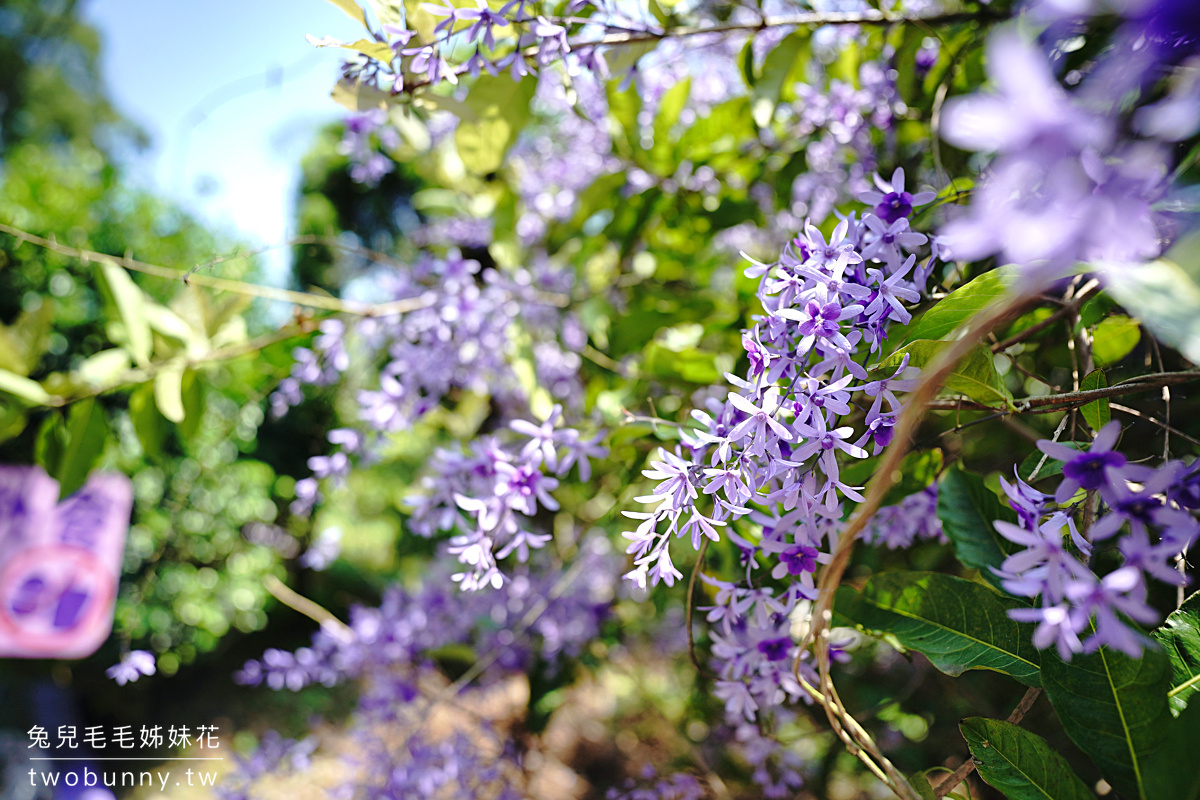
[990,279,1101,353]
[1110,403,1200,449]
[800,294,1030,800]
[12,319,320,408]
[922,369,1200,415]
[0,222,437,317]
[685,538,720,681]
[264,575,352,638]
[394,7,1004,94]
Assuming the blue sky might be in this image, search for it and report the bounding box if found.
[83,0,367,275]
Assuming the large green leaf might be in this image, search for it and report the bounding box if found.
[752,29,811,107]
[905,266,1016,342]
[1153,592,1200,715]
[1041,644,1173,799]
[961,718,1093,800]
[57,398,108,497]
[937,466,1019,589]
[454,73,537,174]
[1143,700,1200,800]
[879,340,1014,409]
[833,571,1041,687]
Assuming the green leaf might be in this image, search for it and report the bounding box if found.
[305,34,395,63]
[1041,643,1173,799]
[937,466,1019,589]
[909,771,939,800]
[57,398,107,497]
[652,78,689,151]
[1143,700,1200,800]
[75,349,132,387]
[363,0,402,25]
[1092,315,1140,367]
[34,413,66,479]
[129,383,166,459]
[177,368,204,441]
[879,340,1014,409]
[330,78,392,112]
[905,267,1017,342]
[1103,256,1200,365]
[98,262,152,368]
[454,73,537,174]
[0,402,26,445]
[1153,592,1200,715]
[960,718,1093,800]
[752,29,811,105]
[1080,369,1110,431]
[833,571,1041,686]
[0,367,54,405]
[154,361,186,424]
[0,300,54,376]
[1018,442,1084,483]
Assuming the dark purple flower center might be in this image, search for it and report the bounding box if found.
[756,637,793,662]
[1116,495,1163,524]
[1063,451,1126,490]
[781,545,819,575]
[875,191,913,224]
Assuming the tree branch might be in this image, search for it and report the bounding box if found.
[924,369,1200,415]
[0,222,436,317]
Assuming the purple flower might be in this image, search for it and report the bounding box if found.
[756,637,794,662]
[777,546,818,576]
[859,168,936,225]
[941,31,1110,156]
[1037,423,1137,504]
[107,651,156,685]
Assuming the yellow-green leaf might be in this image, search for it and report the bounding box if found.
[305,34,395,63]
[154,361,186,423]
[99,262,152,367]
[331,78,393,112]
[454,73,537,174]
[1092,315,1141,366]
[0,368,54,405]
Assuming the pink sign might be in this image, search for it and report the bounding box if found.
[0,467,132,658]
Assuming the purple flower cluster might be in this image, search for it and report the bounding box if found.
[105,650,156,685]
[339,109,400,187]
[615,183,935,796]
[405,404,605,589]
[624,184,934,593]
[861,484,945,550]
[785,63,904,223]
[939,29,1173,285]
[509,72,620,243]
[237,539,617,693]
[229,545,616,798]
[270,250,590,532]
[606,767,707,800]
[351,729,523,800]
[217,732,316,800]
[994,423,1200,658]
